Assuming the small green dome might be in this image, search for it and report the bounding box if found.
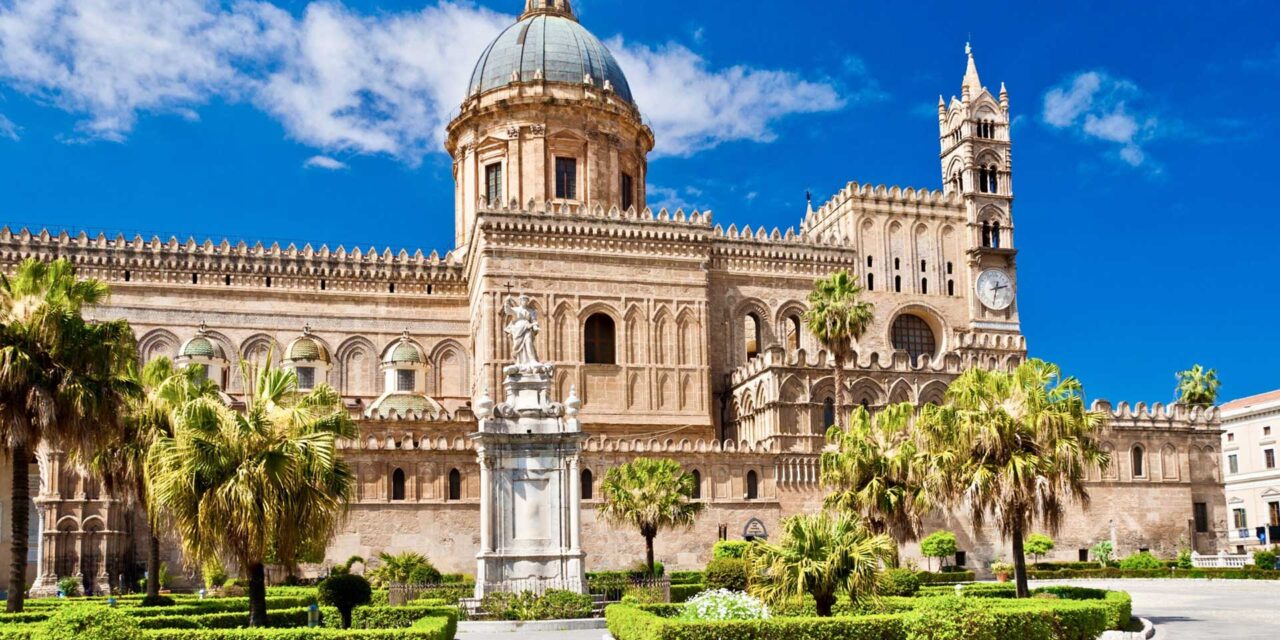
[180,336,224,359]
[386,340,423,364]
[286,336,330,363]
[367,393,444,418]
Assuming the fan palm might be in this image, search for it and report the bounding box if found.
[0,258,137,611]
[821,403,941,547]
[920,359,1109,597]
[750,511,894,617]
[1174,365,1219,408]
[147,358,355,625]
[802,270,874,428]
[598,458,703,577]
[91,357,219,600]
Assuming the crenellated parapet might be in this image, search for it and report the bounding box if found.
[1092,400,1222,431]
[726,345,975,387]
[0,227,467,295]
[802,181,965,237]
[581,435,780,455]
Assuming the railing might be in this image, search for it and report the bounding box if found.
[1191,552,1253,568]
[387,582,477,606]
[586,576,670,604]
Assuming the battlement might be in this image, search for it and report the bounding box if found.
[1091,400,1221,429]
[479,199,713,227]
[582,435,779,455]
[0,226,466,294]
[802,181,964,234]
[727,345,973,386]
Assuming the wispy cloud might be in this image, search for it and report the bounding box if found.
[303,155,347,170]
[1042,71,1159,168]
[0,112,17,140]
[0,0,846,163]
[646,184,707,212]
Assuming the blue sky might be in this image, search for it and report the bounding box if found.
[0,0,1277,404]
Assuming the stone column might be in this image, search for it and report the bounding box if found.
[479,451,493,553]
[567,454,581,553]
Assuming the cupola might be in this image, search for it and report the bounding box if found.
[283,324,332,390]
[366,331,444,418]
[176,321,229,389]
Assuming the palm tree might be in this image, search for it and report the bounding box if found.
[803,270,874,428]
[920,359,1109,598]
[0,258,137,611]
[147,358,355,626]
[91,357,218,600]
[598,458,703,577]
[821,403,940,551]
[1175,365,1219,408]
[750,511,894,617]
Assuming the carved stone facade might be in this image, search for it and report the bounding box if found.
[0,1,1224,590]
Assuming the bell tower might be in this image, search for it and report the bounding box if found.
[938,44,1021,329]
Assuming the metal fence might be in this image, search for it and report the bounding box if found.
[387,582,477,606]
[586,576,670,604]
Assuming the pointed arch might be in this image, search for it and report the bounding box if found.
[624,304,647,365]
[657,373,674,410]
[552,301,574,362]
[1160,444,1180,480]
[652,307,675,365]
[676,307,700,366]
[335,336,378,397]
[918,380,948,406]
[240,333,278,368]
[779,375,805,403]
[137,328,179,364]
[887,378,913,404]
[680,373,696,410]
[847,378,886,409]
[430,339,469,398]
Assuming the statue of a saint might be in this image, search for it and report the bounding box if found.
[503,294,540,367]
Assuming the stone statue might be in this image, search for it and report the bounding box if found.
[503,294,540,367]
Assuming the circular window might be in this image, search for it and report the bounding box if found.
[891,314,937,362]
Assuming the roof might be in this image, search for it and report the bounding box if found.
[1220,389,1280,413]
[467,13,633,104]
[366,393,445,418]
[179,335,225,360]
[285,335,330,363]
[385,339,423,364]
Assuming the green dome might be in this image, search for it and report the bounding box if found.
[180,335,224,359]
[368,393,444,418]
[286,336,330,363]
[386,341,423,364]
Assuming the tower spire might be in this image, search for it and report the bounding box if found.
[963,42,983,95]
[522,0,576,21]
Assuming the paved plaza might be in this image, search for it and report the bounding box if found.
[1034,579,1280,639]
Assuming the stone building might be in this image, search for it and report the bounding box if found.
[0,0,1224,593]
[1220,389,1280,554]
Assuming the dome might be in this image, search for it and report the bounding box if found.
[285,335,330,363]
[179,335,224,360]
[467,9,633,105]
[366,393,445,419]
[384,334,423,364]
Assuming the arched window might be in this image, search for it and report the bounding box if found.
[391,468,406,501]
[581,469,593,500]
[894,275,902,293]
[981,221,991,247]
[822,397,835,428]
[867,273,874,291]
[921,278,928,295]
[448,468,462,501]
[744,313,761,360]
[978,168,989,193]
[584,314,616,364]
[1131,446,1146,478]
[891,314,937,363]
[690,469,702,500]
[989,168,999,193]
[991,222,1002,249]
[745,470,759,500]
[786,315,801,352]
[947,280,955,296]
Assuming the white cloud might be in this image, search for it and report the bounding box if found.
[614,39,845,157]
[303,154,347,170]
[1042,71,1158,168]
[646,184,705,213]
[0,0,845,163]
[0,112,17,140]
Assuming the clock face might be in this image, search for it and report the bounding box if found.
[975,269,1015,310]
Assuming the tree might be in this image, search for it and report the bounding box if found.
[749,511,894,617]
[1024,534,1055,563]
[1175,365,1219,408]
[822,403,940,551]
[0,258,138,612]
[366,551,441,587]
[598,458,703,577]
[318,573,372,629]
[920,359,1109,598]
[919,531,957,572]
[803,270,874,428]
[91,357,218,601]
[147,359,355,626]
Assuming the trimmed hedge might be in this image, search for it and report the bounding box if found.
[0,597,317,626]
[668,572,705,586]
[915,570,975,584]
[606,604,905,640]
[669,584,704,603]
[141,630,450,640]
[135,607,311,630]
[320,605,458,636]
[1027,567,1280,580]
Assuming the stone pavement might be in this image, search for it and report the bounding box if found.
[1033,578,1280,640]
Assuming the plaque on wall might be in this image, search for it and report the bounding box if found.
[743,518,768,540]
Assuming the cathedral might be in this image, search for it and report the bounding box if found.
[0,0,1225,593]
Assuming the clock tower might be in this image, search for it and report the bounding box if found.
[938,44,1021,333]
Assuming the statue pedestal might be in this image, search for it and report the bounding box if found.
[470,364,586,597]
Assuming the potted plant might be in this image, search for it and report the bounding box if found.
[991,560,1013,583]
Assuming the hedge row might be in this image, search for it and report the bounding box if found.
[1028,567,1280,580]
[915,570,975,584]
[134,607,311,630]
[669,584,704,603]
[605,599,1112,640]
[0,596,317,625]
[320,605,458,637]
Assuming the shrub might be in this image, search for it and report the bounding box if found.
[903,596,996,640]
[711,540,750,559]
[679,589,769,621]
[367,552,441,587]
[878,569,921,597]
[668,571,705,585]
[35,604,141,640]
[1089,541,1114,567]
[916,570,974,584]
[203,560,230,591]
[1024,534,1055,562]
[478,591,536,621]
[1118,552,1164,570]
[620,586,664,605]
[56,578,80,598]
[703,558,748,591]
[628,561,664,579]
[139,595,176,608]
[326,604,459,633]
[990,561,1013,575]
[1254,547,1279,570]
[669,584,704,603]
[1176,549,1193,570]
[533,590,593,620]
[318,574,373,629]
[919,531,957,571]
